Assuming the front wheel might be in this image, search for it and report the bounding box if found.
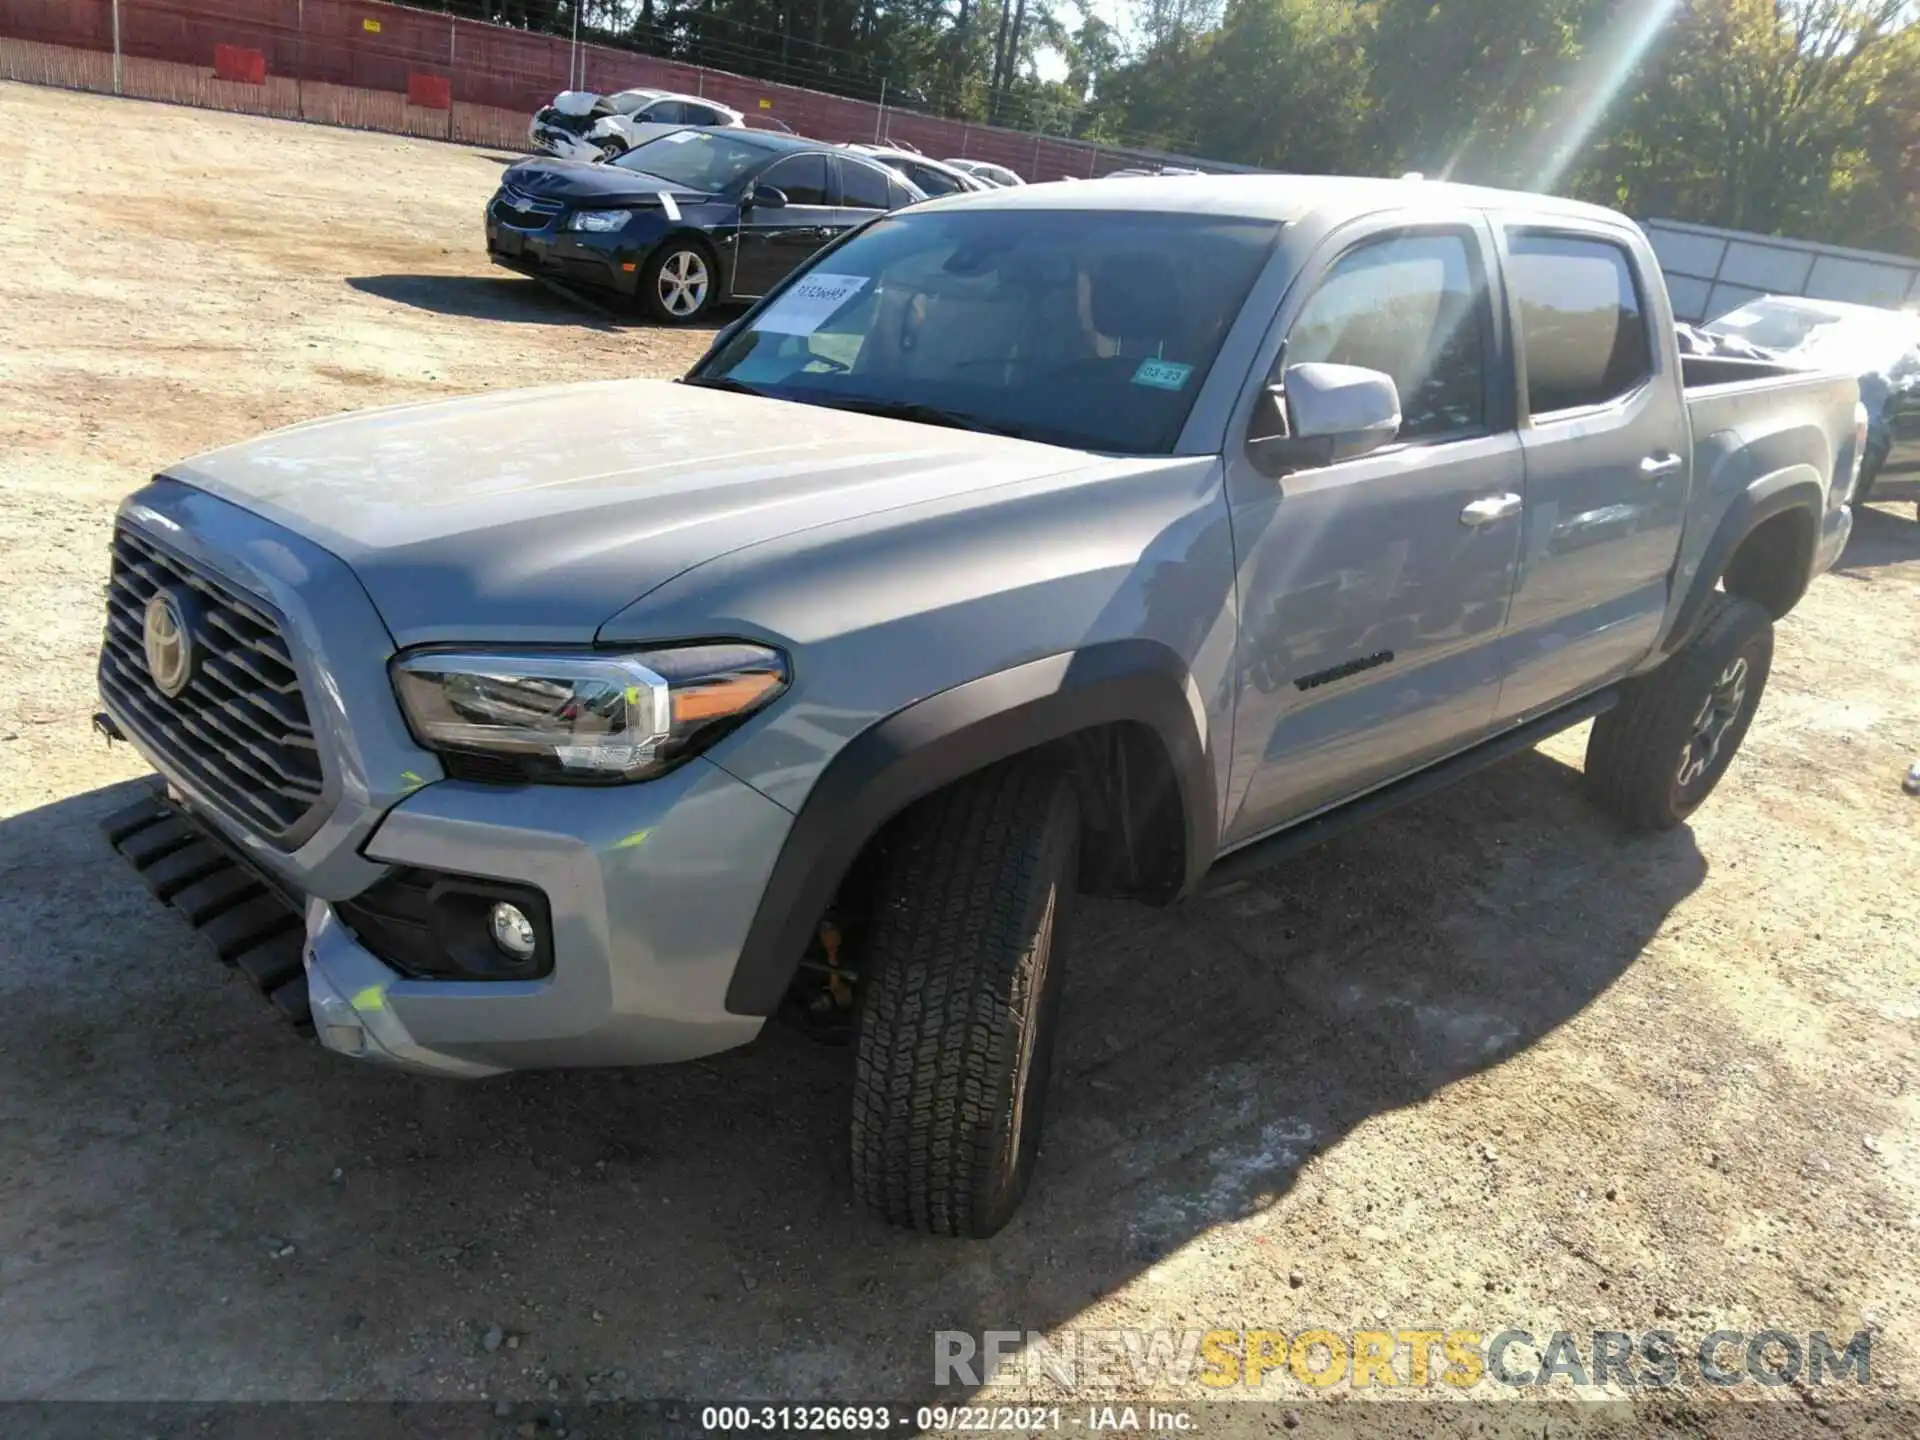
[1584,593,1774,830]
[639,240,715,324]
[850,760,1079,1238]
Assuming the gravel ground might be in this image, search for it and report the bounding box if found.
[3,82,1919,1432]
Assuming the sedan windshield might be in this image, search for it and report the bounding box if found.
[689,208,1280,453]
[611,131,772,191]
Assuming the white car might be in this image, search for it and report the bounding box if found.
[944,158,1025,188]
[839,145,991,198]
[528,88,745,162]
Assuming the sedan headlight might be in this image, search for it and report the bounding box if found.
[568,209,633,233]
[392,644,788,784]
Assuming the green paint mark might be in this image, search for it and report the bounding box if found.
[612,827,651,851]
[350,985,387,1013]
[399,770,428,792]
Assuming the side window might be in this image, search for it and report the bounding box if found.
[758,154,829,207]
[1285,231,1489,442]
[642,100,687,125]
[1506,232,1652,416]
[839,158,893,210]
[910,164,964,196]
[887,178,918,209]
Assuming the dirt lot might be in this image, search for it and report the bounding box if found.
[3,81,1919,1430]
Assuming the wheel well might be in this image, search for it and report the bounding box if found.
[1721,507,1815,619]
[828,723,1188,923]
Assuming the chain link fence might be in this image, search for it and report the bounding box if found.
[0,0,1237,181]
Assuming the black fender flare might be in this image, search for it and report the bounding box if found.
[1663,472,1824,654]
[724,639,1217,1016]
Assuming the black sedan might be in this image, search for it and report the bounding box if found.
[1702,296,1920,507]
[486,130,923,323]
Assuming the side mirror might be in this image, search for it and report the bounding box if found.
[1249,362,1402,474]
[746,183,788,210]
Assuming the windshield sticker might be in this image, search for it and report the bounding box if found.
[1132,358,1193,391]
[756,274,870,335]
[661,131,698,143]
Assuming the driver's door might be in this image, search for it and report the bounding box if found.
[732,153,837,298]
[1222,217,1524,844]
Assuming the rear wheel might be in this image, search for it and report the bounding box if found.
[1584,594,1773,830]
[850,760,1078,1237]
[639,240,715,324]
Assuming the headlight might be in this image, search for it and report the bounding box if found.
[392,644,788,784]
[568,209,633,233]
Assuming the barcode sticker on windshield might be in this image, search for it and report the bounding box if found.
[1132,358,1193,390]
[757,274,869,335]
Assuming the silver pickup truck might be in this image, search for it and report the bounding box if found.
[97,176,1864,1237]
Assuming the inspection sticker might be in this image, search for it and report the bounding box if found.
[1132,357,1193,390]
[756,274,869,335]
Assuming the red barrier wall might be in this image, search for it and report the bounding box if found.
[0,0,1227,178]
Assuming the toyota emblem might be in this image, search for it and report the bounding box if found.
[142,588,197,698]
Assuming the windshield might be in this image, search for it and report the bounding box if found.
[690,208,1280,453]
[610,131,773,191]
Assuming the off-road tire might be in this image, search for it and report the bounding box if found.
[1584,593,1773,830]
[850,761,1079,1238]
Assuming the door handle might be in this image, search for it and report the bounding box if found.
[1460,493,1523,527]
[1640,451,1685,478]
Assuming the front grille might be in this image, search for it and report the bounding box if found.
[495,188,563,231]
[99,524,324,847]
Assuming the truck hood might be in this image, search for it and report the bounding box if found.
[166,379,1094,647]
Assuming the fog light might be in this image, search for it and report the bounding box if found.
[489,902,537,962]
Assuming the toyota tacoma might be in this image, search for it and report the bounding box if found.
[96,176,1865,1236]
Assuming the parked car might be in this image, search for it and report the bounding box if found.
[99,175,1863,1237]
[486,129,921,321]
[528,88,745,162]
[1701,295,1920,506]
[840,145,991,197]
[944,158,1025,188]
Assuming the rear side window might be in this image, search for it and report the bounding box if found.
[1507,232,1652,416]
[759,154,829,207]
[887,178,918,209]
[1284,230,1489,441]
[839,158,893,210]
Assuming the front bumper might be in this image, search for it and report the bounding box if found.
[486,198,668,299]
[104,757,790,1076]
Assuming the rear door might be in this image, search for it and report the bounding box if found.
[1223,214,1525,843]
[732,153,837,298]
[1492,227,1689,723]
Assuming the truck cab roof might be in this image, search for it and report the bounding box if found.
[914,172,1632,230]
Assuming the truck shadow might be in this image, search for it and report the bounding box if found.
[1836,492,1920,575]
[0,749,1702,1400]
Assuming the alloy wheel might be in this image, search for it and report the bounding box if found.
[1676,655,1749,790]
[658,250,709,318]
